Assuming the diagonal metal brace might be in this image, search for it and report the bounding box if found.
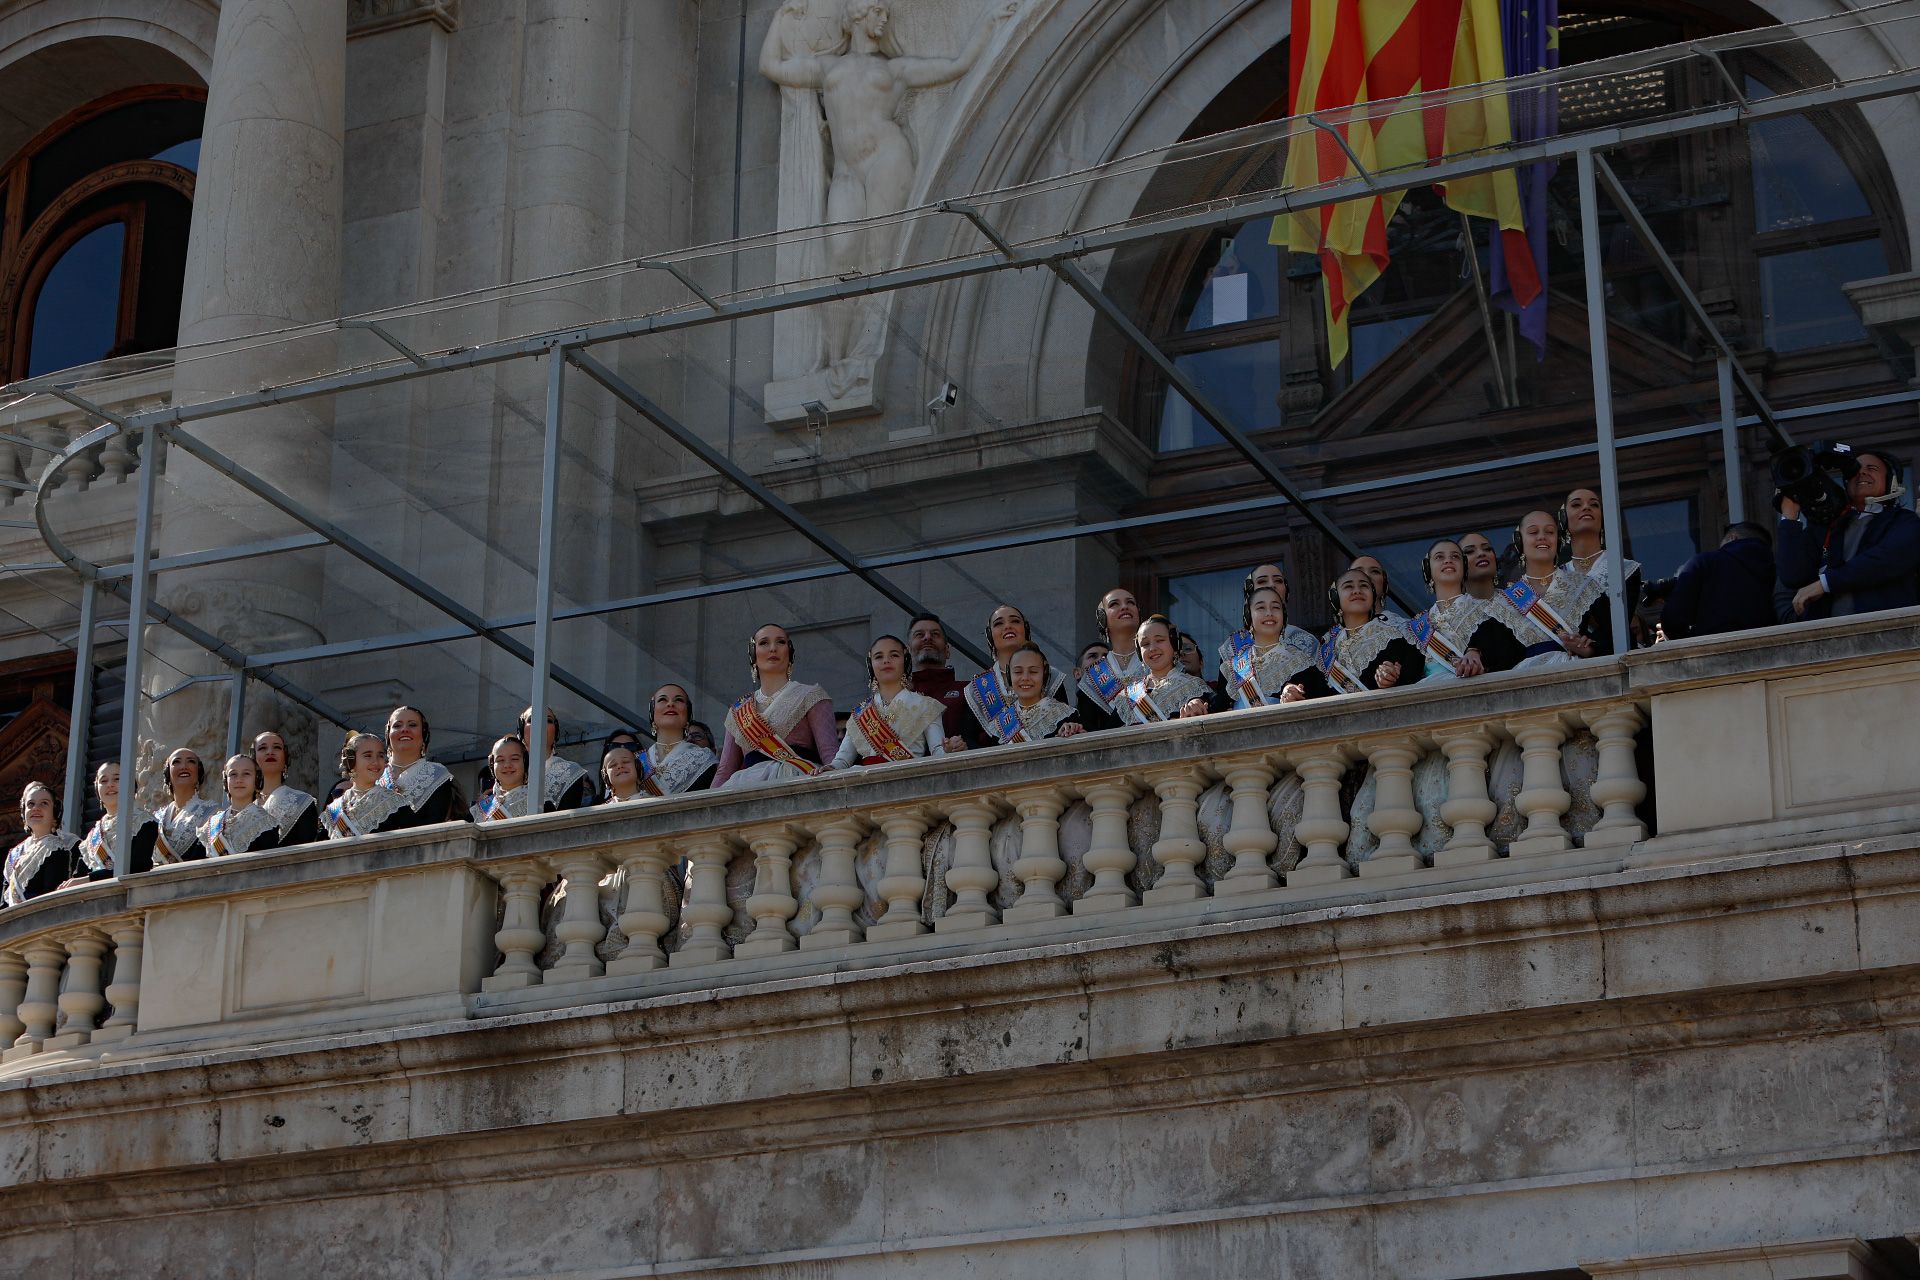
[340,319,430,368]
[1591,151,1788,448]
[1049,258,1419,614]
[568,348,995,669]
[940,202,1017,259]
[45,385,132,429]
[158,426,648,730]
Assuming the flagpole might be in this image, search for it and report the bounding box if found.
[1460,214,1512,410]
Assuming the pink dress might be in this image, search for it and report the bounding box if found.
[714,682,840,788]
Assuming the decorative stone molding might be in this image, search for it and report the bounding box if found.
[348,0,458,36]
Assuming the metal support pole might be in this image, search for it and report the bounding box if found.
[529,347,566,790]
[1576,149,1634,659]
[1717,357,1746,525]
[225,671,247,760]
[62,581,96,833]
[115,426,163,878]
[567,349,996,669]
[1050,258,1418,613]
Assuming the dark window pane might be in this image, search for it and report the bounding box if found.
[26,98,202,226]
[1164,568,1248,649]
[1177,221,1282,333]
[1748,112,1870,232]
[1351,313,1432,378]
[27,222,125,377]
[1759,239,1888,352]
[1625,498,1698,580]
[1157,339,1282,451]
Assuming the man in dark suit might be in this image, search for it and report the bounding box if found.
[1776,449,1920,621]
[1663,522,1778,639]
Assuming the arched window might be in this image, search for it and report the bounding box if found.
[0,87,202,383]
[1136,8,1906,453]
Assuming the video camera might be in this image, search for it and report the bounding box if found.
[1770,440,1859,526]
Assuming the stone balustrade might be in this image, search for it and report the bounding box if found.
[0,361,172,501]
[0,607,1915,1079]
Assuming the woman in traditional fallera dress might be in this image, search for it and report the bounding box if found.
[252,730,321,847]
[379,705,460,826]
[472,736,534,822]
[1411,539,1529,682]
[80,762,159,878]
[830,635,950,767]
[1220,587,1330,707]
[1002,644,1085,741]
[1561,486,1640,654]
[1114,615,1221,726]
[715,623,839,789]
[959,605,1066,750]
[154,747,216,864]
[518,707,597,810]
[1506,509,1605,669]
[324,733,413,840]
[619,684,718,799]
[200,755,284,857]
[1319,568,1425,693]
[1076,586,1146,732]
[4,783,87,907]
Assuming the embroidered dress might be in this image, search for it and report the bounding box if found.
[719,681,835,789]
[473,785,530,822]
[635,740,718,797]
[1011,696,1079,741]
[1117,669,1213,726]
[154,796,218,864]
[1568,548,1642,654]
[4,830,84,907]
[541,756,595,810]
[1075,647,1145,732]
[1218,629,1328,707]
[80,809,159,876]
[831,688,947,766]
[378,757,457,826]
[1319,617,1426,693]
[1510,566,1607,669]
[261,785,321,847]
[1412,594,1532,681]
[324,784,411,840]
[200,802,281,857]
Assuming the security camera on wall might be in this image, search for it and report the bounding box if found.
[928,382,960,414]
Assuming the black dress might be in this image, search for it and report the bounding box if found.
[381,759,460,827]
[4,833,86,907]
[1319,619,1427,692]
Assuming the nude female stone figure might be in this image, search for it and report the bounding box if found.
[761,0,1018,399]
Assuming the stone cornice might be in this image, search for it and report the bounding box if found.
[348,0,458,37]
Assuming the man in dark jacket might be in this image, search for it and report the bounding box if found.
[1776,449,1920,620]
[1662,523,1778,639]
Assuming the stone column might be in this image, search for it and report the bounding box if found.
[672,836,737,967]
[802,817,867,950]
[1004,786,1069,923]
[935,798,1001,933]
[46,930,109,1051]
[1214,760,1279,896]
[2,941,66,1061]
[0,952,25,1048]
[868,807,931,942]
[1582,703,1648,849]
[95,920,146,1044]
[1075,777,1140,914]
[606,842,676,975]
[544,851,611,983]
[154,0,350,789]
[1143,767,1208,905]
[1288,750,1353,886]
[1357,738,1424,878]
[1508,713,1572,857]
[736,824,802,959]
[482,866,549,992]
[1435,728,1498,867]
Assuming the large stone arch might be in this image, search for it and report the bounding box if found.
[880,0,1919,427]
[0,6,212,163]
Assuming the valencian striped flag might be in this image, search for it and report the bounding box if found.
[1273,0,1544,367]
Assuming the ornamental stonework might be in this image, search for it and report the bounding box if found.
[348,0,458,35]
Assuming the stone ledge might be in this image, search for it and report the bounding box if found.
[349,0,459,37]
[1623,604,1920,692]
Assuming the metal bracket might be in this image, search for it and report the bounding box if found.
[340,318,430,368]
[637,259,720,310]
[44,384,132,429]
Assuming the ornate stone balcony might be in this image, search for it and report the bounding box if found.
[1,611,1917,1273]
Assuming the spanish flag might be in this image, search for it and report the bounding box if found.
[1274,0,1541,367]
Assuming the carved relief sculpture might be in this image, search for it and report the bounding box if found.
[759,0,1017,421]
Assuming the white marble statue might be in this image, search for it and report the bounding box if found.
[759,0,1018,418]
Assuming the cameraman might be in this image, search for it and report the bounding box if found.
[1775,449,1920,620]
[1660,522,1775,639]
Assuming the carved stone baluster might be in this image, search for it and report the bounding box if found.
[1144,767,1207,905]
[0,440,22,505]
[1074,776,1139,915]
[935,797,1000,933]
[45,929,108,1050]
[1357,737,1424,878]
[0,952,26,1047]
[2,940,66,1060]
[868,806,931,941]
[671,836,736,966]
[542,850,611,984]
[1508,713,1572,856]
[803,816,866,949]
[1287,749,1354,886]
[736,823,801,958]
[97,429,136,484]
[1004,786,1068,923]
[481,865,550,992]
[95,919,146,1043]
[1435,727,1498,867]
[1215,759,1279,895]
[1582,703,1648,849]
[607,842,676,975]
